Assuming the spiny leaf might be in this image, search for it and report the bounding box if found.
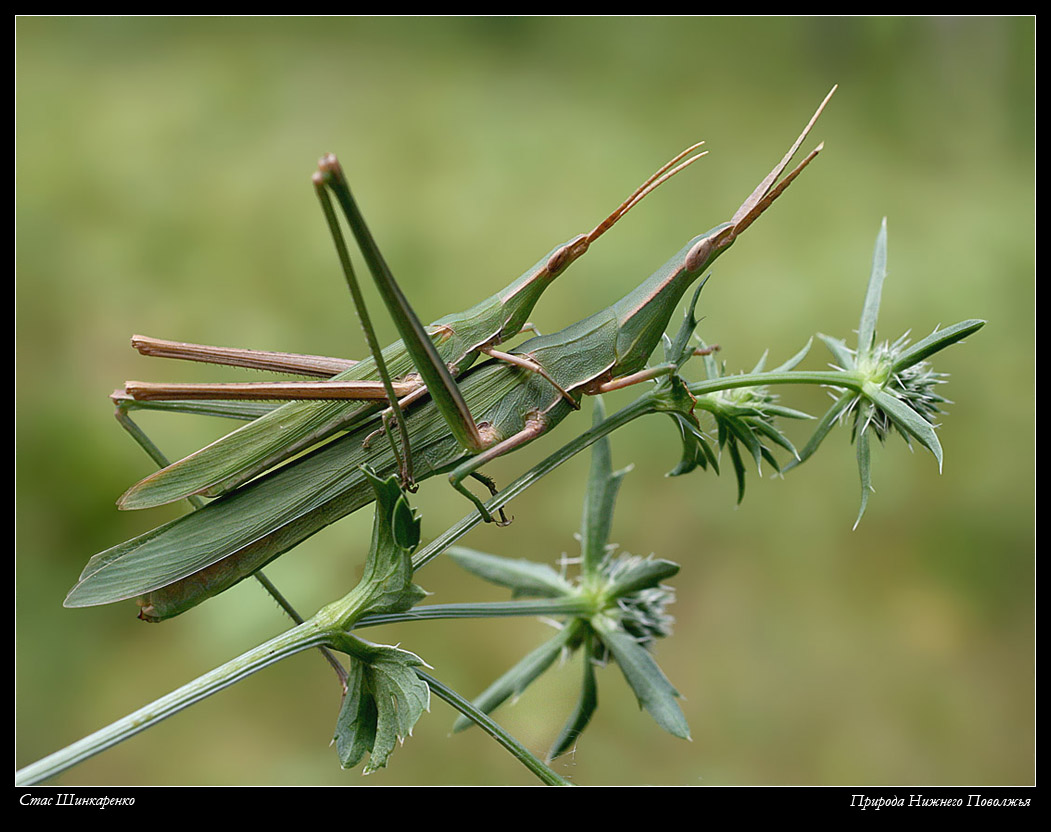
[593,617,690,740]
[666,412,718,478]
[817,332,857,371]
[890,319,986,375]
[447,547,574,599]
[452,621,582,734]
[854,428,873,530]
[548,634,599,761]
[771,337,813,373]
[867,387,944,470]
[785,390,856,472]
[581,397,632,572]
[857,217,889,356]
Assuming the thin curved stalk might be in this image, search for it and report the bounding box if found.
[419,671,571,786]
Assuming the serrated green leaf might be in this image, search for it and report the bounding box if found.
[334,641,430,774]
[392,494,421,552]
[357,468,425,617]
[334,662,377,770]
[365,646,430,773]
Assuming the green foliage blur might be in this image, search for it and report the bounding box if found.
[16,17,1033,786]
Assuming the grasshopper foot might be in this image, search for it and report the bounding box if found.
[467,472,510,525]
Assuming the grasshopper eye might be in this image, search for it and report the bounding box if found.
[684,235,715,273]
[546,245,571,273]
[546,234,589,274]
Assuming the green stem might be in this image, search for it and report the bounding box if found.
[115,406,347,686]
[688,369,864,396]
[15,621,330,786]
[19,366,862,786]
[414,391,659,571]
[419,671,572,786]
[414,367,864,572]
[358,597,591,627]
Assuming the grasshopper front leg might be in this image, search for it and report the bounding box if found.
[448,409,555,525]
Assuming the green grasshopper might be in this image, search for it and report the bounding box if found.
[114,141,708,509]
[65,88,833,622]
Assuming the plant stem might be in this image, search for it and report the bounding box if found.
[18,366,862,786]
[358,597,591,627]
[419,670,572,786]
[15,621,330,786]
[413,390,660,571]
[688,369,864,396]
[413,367,859,571]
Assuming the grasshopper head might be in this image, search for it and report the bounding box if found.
[685,85,835,275]
[545,233,591,274]
[683,222,736,274]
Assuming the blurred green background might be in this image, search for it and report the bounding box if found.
[16,17,1033,786]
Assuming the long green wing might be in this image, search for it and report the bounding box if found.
[67,362,573,620]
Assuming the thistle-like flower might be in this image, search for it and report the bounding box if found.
[688,343,812,503]
[791,218,984,526]
[596,553,677,649]
[653,281,812,503]
[845,332,950,445]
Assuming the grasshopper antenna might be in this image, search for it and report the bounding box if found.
[546,142,708,273]
[585,141,708,243]
[685,85,835,272]
[730,85,836,235]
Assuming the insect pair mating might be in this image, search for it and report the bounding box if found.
[65,87,835,622]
